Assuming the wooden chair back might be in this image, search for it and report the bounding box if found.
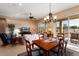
[57,37,68,55]
[24,39,32,56]
[57,38,63,55]
[57,33,64,39]
[47,31,53,38]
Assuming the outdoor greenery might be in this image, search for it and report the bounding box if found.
[70,26,77,29]
[70,26,78,32]
[63,24,79,32]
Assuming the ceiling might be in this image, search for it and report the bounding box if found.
[0,3,79,20]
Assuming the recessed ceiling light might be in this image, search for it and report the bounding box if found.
[18,3,22,6]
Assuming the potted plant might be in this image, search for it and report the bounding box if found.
[8,24,15,41]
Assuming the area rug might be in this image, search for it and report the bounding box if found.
[17,48,79,56]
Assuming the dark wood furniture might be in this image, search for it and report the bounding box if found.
[12,37,24,45]
[47,33,53,38]
[56,33,68,55]
[19,32,31,36]
[32,39,59,55]
[57,33,64,39]
[64,39,68,55]
[24,39,40,56]
[57,33,68,55]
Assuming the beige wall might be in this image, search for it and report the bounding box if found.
[0,5,79,34]
[54,5,79,20]
[6,18,38,33]
[0,18,7,33]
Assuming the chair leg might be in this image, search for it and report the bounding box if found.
[57,47,61,56]
[64,48,66,55]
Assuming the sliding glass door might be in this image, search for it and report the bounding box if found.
[62,20,69,38]
[62,18,79,45]
[69,19,79,44]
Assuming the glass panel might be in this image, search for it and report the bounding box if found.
[62,20,69,38]
[56,22,60,33]
[69,19,79,44]
[53,21,60,37]
[62,18,79,46]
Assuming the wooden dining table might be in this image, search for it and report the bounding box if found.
[32,39,60,56]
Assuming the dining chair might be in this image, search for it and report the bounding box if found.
[57,33,64,39]
[63,39,68,55]
[11,36,24,46]
[51,38,68,56]
[50,37,65,56]
[24,39,40,56]
[47,32,53,38]
[57,33,68,55]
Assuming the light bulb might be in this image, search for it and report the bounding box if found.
[53,15,57,19]
[44,17,47,21]
[46,16,49,19]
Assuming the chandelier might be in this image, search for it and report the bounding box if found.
[44,3,53,23]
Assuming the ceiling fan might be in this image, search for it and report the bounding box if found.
[20,12,36,19]
[15,12,36,20]
[29,12,34,19]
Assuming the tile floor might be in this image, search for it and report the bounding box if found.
[0,39,26,56]
[0,39,79,56]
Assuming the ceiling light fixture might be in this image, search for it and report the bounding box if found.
[53,15,57,19]
[18,3,22,6]
[44,3,53,23]
[29,13,34,19]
